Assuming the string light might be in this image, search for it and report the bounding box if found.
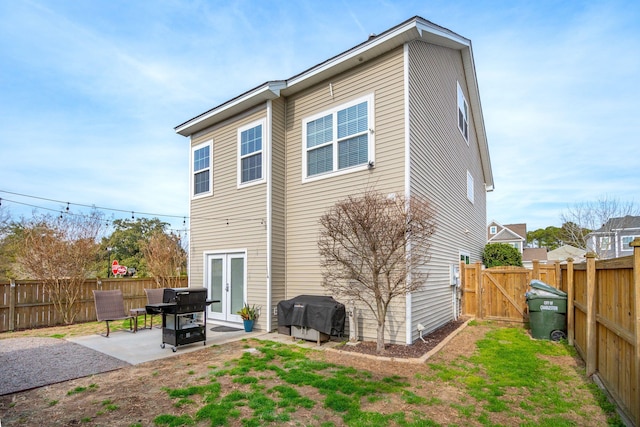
[0,190,265,227]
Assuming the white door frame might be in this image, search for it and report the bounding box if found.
[204,250,247,324]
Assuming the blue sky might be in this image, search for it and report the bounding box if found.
[1,0,638,234]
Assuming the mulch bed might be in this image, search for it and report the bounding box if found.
[338,317,469,358]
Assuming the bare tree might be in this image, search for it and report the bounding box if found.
[561,195,640,257]
[318,190,436,353]
[15,212,105,324]
[141,230,187,288]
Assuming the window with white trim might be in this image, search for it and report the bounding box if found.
[489,226,497,235]
[621,235,639,250]
[238,120,265,186]
[192,141,212,197]
[457,81,469,143]
[303,95,374,180]
[467,170,474,203]
[460,252,470,264]
[600,236,611,251]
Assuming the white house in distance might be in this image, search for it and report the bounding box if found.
[175,16,493,345]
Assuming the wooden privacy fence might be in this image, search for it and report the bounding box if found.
[561,244,640,426]
[0,277,188,333]
[461,244,640,426]
[462,260,559,323]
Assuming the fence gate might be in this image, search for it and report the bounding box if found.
[462,262,560,323]
[480,266,530,322]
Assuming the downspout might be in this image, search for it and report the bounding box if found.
[266,99,273,332]
[403,42,412,345]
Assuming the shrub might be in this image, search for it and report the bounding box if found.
[482,243,523,268]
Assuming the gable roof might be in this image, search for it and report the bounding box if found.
[593,215,640,233]
[503,223,527,240]
[489,227,524,243]
[175,16,493,191]
[523,248,547,262]
[547,245,586,262]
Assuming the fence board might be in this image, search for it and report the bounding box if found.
[0,277,187,332]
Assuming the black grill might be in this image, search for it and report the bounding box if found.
[145,287,216,352]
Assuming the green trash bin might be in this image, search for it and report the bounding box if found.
[526,280,567,341]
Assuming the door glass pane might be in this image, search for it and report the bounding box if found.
[210,258,223,313]
[230,257,244,315]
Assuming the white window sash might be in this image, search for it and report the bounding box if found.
[302,94,375,182]
[237,119,266,188]
[191,140,213,199]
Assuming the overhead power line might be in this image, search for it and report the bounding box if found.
[0,189,266,226]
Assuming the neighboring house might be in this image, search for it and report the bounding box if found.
[487,221,526,253]
[522,248,548,266]
[547,245,586,263]
[175,16,493,345]
[586,216,640,259]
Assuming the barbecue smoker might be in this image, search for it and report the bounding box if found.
[146,287,214,352]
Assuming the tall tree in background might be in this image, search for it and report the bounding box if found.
[318,190,437,354]
[141,230,187,288]
[14,211,105,324]
[526,226,562,250]
[100,217,169,277]
[0,207,18,280]
[561,195,639,256]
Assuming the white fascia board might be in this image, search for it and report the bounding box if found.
[175,81,286,136]
[284,18,470,96]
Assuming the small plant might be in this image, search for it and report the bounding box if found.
[237,303,260,320]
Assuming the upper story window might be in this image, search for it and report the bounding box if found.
[457,82,469,144]
[489,226,497,235]
[466,170,474,204]
[600,236,611,251]
[302,94,374,181]
[238,119,266,187]
[621,235,639,250]
[192,141,212,198]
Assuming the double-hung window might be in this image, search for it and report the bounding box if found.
[457,81,469,143]
[621,235,638,250]
[303,94,374,180]
[238,119,265,186]
[192,141,212,198]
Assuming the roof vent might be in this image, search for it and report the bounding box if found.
[368,33,376,41]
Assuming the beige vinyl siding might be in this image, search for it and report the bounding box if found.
[284,47,407,343]
[407,40,487,338]
[189,107,269,330]
[270,98,287,328]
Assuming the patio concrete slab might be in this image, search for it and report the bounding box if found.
[67,326,265,365]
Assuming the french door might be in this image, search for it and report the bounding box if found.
[206,252,245,323]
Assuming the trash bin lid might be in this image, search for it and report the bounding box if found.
[526,289,566,300]
[530,279,567,297]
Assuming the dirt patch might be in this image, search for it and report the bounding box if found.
[334,317,470,359]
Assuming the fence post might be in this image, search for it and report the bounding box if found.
[532,260,540,280]
[566,258,574,346]
[475,261,483,319]
[9,279,16,331]
[554,261,562,289]
[631,238,640,423]
[585,252,597,377]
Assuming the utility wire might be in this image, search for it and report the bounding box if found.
[0,189,265,225]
